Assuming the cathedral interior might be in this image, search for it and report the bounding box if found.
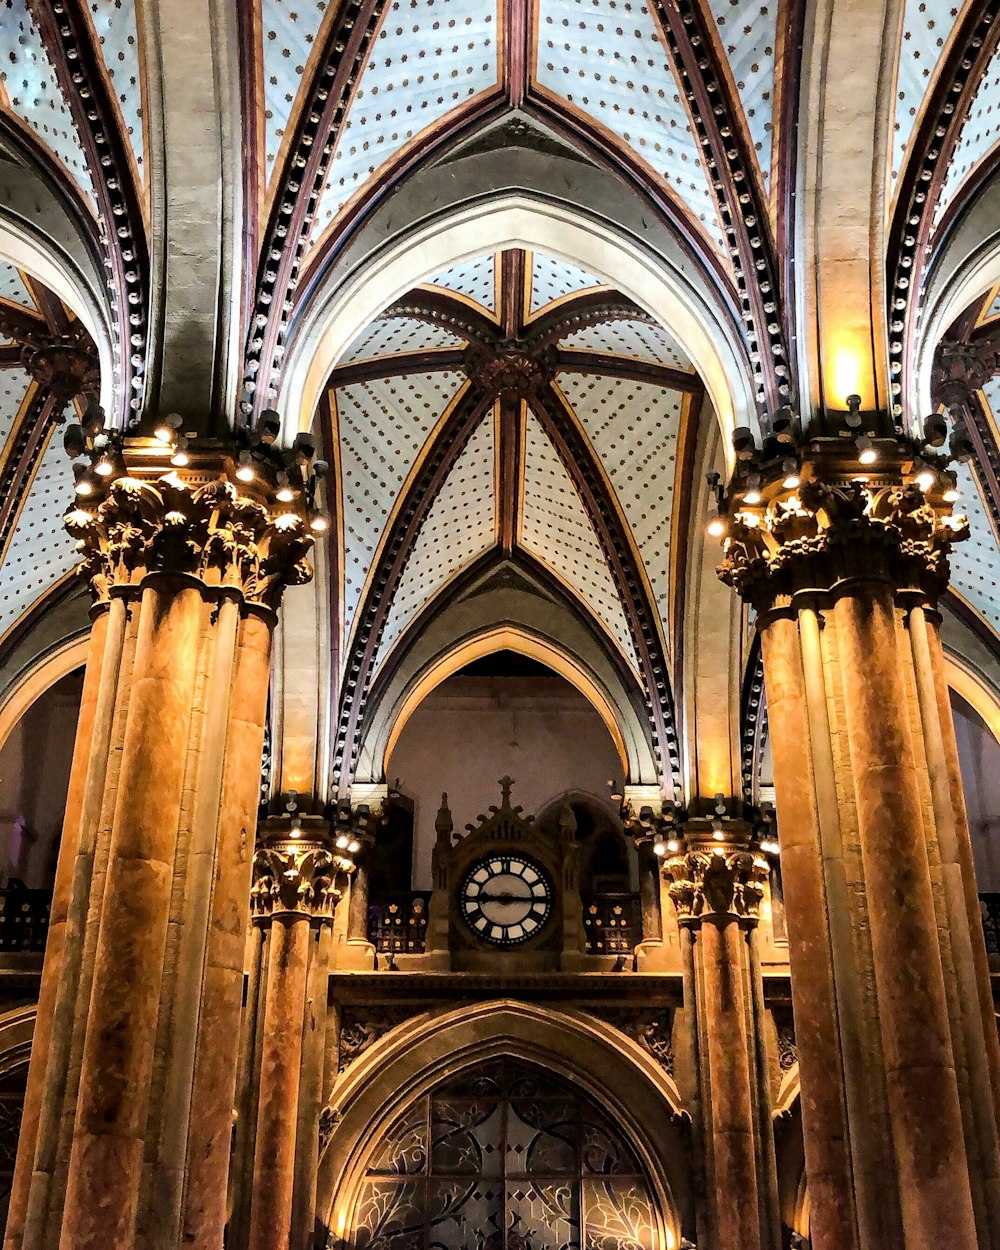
[0,0,999,1247]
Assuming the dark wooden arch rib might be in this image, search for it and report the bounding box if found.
[361,544,654,753]
[888,0,1000,432]
[529,382,681,790]
[328,257,697,795]
[646,0,791,419]
[27,0,148,428]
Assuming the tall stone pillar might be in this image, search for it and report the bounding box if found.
[663,814,778,1250]
[237,816,350,1250]
[718,441,1000,1250]
[4,445,314,1250]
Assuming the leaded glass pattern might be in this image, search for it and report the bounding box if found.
[346,1057,662,1250]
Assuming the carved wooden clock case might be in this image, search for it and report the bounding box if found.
[423,777,588,972]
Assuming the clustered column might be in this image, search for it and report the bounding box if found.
[719,445,1000,1250]
[228,814,350,1250]
[663,815,778,1250]
[4,447,313,1250]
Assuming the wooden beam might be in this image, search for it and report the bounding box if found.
[553,349,701,393]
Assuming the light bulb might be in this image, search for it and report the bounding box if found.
[653,840,666,857]
[743,489,762,505]
[171,448,190,467]
[75,475,94,497]
[915,470,935,493]
[348,839,360,854]
[153,423,173,444]
[707,517,726,537]
[783,472,800,489]
[666,839,680,853]
[335,834,349,850]
[94,456,114,477]
[236,452,254,483]
[944,486,960,503]
[310,513,329,533]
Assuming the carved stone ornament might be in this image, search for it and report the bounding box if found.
[337,1006,413,1073]
[250,842,351,921]
[64,472,313,610]
[718,475,968,615]
[586,1006,675,1076]
[663,849,768,926]
[0,314,100,407]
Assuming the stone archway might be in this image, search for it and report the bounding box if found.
[319,1000,690,1248]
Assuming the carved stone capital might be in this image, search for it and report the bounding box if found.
[717,456,967,614]
[663,848,769,927]
[65,461,313,611]
[0,314,100,406]
[251,836,353,922]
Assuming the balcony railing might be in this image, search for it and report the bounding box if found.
[582,892,642,956]
[0,885,51,953]
[367,892,432,955]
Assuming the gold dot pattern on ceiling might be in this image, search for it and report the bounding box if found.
[341,316,465,364]
[0,0,96,209]
[373,409,496,671]
[949,457,1000,634]
[704,0,776,185]
[933,37,1000,231]
[528,251,604,316]
[891,0,959,188]
[558,317,692,370]
[335,370,467,655]
[556,373,682,633]
[0,262,35,312]
[422,253,498,314]
[535,0,725,253]
[87,0,144,174]
[521,406,639,672]
[262,0,329,182]
[0,368,32,455]
[311,0,498,241]
[0,430,79,639]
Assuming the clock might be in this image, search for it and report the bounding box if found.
[460,854,553,946]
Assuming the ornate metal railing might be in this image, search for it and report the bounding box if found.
[583,892,642,956]
[367,892,431,955]
[0,885,51,953]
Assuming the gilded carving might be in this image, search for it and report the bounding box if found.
[250,842,351,921]
[718,474,968,613]
[663,849,768,925]
[65,472,313,609]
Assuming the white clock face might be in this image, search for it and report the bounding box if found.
[460,854,553,946]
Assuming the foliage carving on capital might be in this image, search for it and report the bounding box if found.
[718,476,967,612]
[663,849,768,926]
[65,473,313,609]
[250,842,352,921]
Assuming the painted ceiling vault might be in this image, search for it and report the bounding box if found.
[0,0,998,799]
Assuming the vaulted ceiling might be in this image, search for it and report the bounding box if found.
[1,0,1000,796]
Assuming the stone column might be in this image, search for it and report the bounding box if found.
[244,820,350,1250]
[663,817,777,1250]
[718,442,996,1250]
[5,445,314,1250]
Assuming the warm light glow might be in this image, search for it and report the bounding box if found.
[236,463,254,483]
[830,340,867,408]
[171,449,190,467]
[712,828,725,841]
[915,470,936,493]
[153,424,173,444]
[783,473,800,490]
[760,839,781,856]
[706,517,726,537]
[75,477,93,496]
[666,839,680,853]
[653,840,666,857]
[310,513,329,533]
[348,839,360,854]
[944,486,960,502]
[276,485,296,503]
[336,834,349,850]
[858,446,877,465]
[742,489,762,505]
[712,846,726,856]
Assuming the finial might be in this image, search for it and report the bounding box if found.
[435,793,453,842]
[498,775,514,807]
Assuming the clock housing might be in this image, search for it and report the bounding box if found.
[460,853,553,946]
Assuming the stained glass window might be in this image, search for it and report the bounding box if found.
[345,1056,664,1250]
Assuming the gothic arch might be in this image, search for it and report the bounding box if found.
[318,999,689,1247]
[279,195,757,454]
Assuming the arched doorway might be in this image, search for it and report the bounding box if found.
[342,1055,667,1250]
